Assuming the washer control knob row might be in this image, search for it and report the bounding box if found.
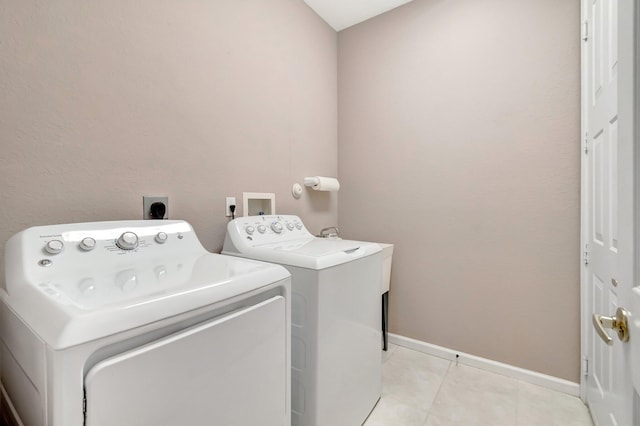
[257,225,267,234]
[271,221,284,234]
[155,232,168,244]
[80,237,96,251]
[116,232,139,250]
[45,239,64,255]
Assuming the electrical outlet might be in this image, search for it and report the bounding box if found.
[143,196,168,220]
[226,197,236,217]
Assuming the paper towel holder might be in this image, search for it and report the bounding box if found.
[303,176,340,191]
[303,177,322,187]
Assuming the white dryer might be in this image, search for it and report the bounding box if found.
[0,220,291,426]
[223,215,381,426]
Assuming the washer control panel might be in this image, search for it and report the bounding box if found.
[228,215,313,246]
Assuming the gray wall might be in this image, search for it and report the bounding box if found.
[0,0,338,281]
[338,0,581,381]
[1,0,583,382]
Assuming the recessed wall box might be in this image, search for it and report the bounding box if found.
[243,192,275,217]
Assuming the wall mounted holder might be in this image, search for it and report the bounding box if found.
[303,176,340,192]
[292,183,303,199]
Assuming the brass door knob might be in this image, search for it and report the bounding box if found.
[593,307,630,345]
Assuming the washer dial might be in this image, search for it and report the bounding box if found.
[270,222,284,234]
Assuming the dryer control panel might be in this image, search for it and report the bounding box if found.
[4,220,207,308]
[23,220,200,261]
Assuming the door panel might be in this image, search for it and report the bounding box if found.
[608,118,618,252]
[84,296,287,426]
[583,0,636,424]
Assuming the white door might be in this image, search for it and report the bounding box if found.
[582,0,639,425]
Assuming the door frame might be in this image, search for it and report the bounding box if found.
[579,0,639,405]
[579,0,588,402]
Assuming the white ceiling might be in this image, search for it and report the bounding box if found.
[303,0,416,31]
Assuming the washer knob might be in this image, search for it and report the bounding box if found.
[271,222,284,234]
[245,226,255,235]
[45,240,64,255]
[295,223,303,230]
[79,237,96,251]
[257,225,267,234]
[286,223,295,231]
[155,232,168,244]
[116,232,139,250]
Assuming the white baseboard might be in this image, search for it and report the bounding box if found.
[388,333,580,397]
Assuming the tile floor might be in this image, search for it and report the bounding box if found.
[364,344,594,426]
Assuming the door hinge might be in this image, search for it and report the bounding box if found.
[583,357,589,377]
[584,244,590,266]
[582,20,589,42]
[584,132,589,154]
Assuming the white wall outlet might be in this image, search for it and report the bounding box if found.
[226,197,236,217]
[143,196,168,220]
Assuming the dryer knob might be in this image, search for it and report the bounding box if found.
[116,232,139,250]
[257,225,267,234]
[45,239,64,255]
[271,222,284,234]
[79,237,96,251]
[115,269,137,291]
[155,232,168,244]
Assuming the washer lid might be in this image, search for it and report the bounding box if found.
[226,238,381,270]
[1,253,289,350]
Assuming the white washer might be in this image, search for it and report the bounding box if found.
[0,220,291,426]
[223,215,381,426]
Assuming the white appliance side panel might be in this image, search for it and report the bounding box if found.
[84,296,287,426]
[317,253,382,426]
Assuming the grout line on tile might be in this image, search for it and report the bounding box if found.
[422,357,453,424]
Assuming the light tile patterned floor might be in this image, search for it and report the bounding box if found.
[364,344,594,426]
